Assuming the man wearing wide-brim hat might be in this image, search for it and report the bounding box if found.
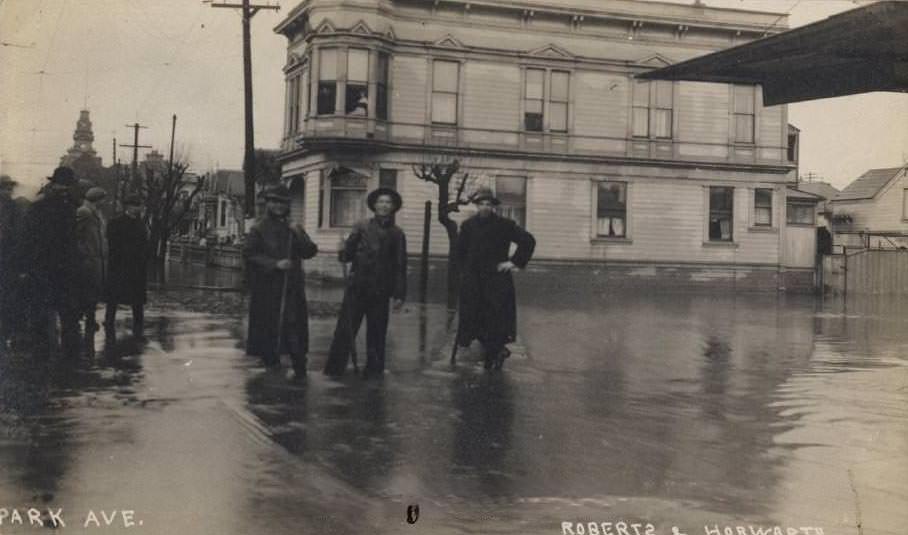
[17,166,82,356]
[104,193,148,339]
[244,184,318,379]
[455,186,536,370]
[324,187,407,379]
[75,187,109,352]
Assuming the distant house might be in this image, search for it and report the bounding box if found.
[831,165,908,247]
[198,170,245,243]
[795,179,839,226]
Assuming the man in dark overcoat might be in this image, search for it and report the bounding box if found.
[244,185,318,378]
[17,167,82,357]
[0,175,23,346]
[324,187,407,379]
[455,187,536,370]
[104,194,148,339]
[76,187,109,350]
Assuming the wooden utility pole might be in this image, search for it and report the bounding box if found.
[167,114,177,180]
[209,0,280,217]
[120,123,151,193]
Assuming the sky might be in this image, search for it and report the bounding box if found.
[1,0,906,197]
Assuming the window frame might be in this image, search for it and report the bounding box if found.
[549,70,570,134]
[632,79,674,140]
[494,175,528,227]
[733,85,756,144]
[786,201,815,226]
[753,188,773,227]
[379,168,398,191]
[376,51,390,121]
[708,186,735,242]
[345,48,370,116]
[523,68,545,132]
[317,48,338,116]
[431,59,460,125]
[595,181,629,239]
[328,173,367,228]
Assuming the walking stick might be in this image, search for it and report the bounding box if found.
[275,226,294,360]
[341,257,360,374]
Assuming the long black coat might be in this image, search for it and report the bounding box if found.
[106,214,148,305]
[17,187,80,309]
[456,213,535,347]
[244,216,318,357]
[75,203,108,305]
[1,195,24,328]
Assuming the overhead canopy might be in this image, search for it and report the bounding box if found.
[637,1,908,105]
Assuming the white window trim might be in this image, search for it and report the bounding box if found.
[591,179,632,242]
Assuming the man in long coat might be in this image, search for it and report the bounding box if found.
[76,187,109,350]
[17,167,82,357]
[455,187,536,370]
[0,175,23,346]
[104,194,148,339]
[324,187,407,379]
[244,185,318,378]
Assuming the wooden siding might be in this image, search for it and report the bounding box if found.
[676,82,729,159]
[463,62,520,135]
[833,172,908,232]
[391,55,427,126]
[573,71,629,141]
[783,226,815,268]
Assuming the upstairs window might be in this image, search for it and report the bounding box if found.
[596,182,627,238]
[754,188,773,226]
[709,187,734,241]
[318,49,338,115]
[734,85,755,144]
[285,75,301,135]
[432,60,459,125]
[376,52,390,120]
[787,131,799,162]
[345,48,369,116]
[549,71,570,133]
[524,69,544,132]
[633,80,673,139]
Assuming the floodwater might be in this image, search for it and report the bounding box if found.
[0,273,906,535]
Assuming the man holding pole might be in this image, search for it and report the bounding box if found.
[243,184,318,379]
[324,187,407,379]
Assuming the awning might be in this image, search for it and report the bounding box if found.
[637,1,908,105]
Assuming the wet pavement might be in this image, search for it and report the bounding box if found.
[1,271,907,535]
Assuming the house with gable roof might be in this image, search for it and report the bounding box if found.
[831,166,908,247]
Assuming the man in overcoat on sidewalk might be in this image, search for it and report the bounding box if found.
[244,184,318,379]
[0,175,24,346]
[76,187,109,352]
[455,187,536,370]
[104,194,148,339]
[324,187,407,379]
[17,167,82,357]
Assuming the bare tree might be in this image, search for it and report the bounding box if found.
[141,154,206,268]
[412,158,477,309]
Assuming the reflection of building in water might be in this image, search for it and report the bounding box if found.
[274,0,815,291]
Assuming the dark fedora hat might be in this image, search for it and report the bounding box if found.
[48,166,76,186]
[471,186,500,206]
[0,175,17,190]
[366,187,402,213]
[263,184,292,203]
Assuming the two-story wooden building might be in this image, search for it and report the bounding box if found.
[274,0,810,291]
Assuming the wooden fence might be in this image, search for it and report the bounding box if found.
[823,249,908,295]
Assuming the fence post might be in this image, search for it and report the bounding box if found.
[420,201,432,303]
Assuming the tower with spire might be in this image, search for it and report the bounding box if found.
[60,109,102,168]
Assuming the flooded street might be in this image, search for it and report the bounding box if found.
[1,274,906,535]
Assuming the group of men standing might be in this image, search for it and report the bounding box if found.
[0,166,148,358]
[243,183,536,381]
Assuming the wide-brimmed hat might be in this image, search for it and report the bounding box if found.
[471,187,500,206]
[263,184,291,203]
[85,187,107,202]
[48,166,76,186]
[366,187,402,213]
[0,175,17,190]
[123,193,144,206]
